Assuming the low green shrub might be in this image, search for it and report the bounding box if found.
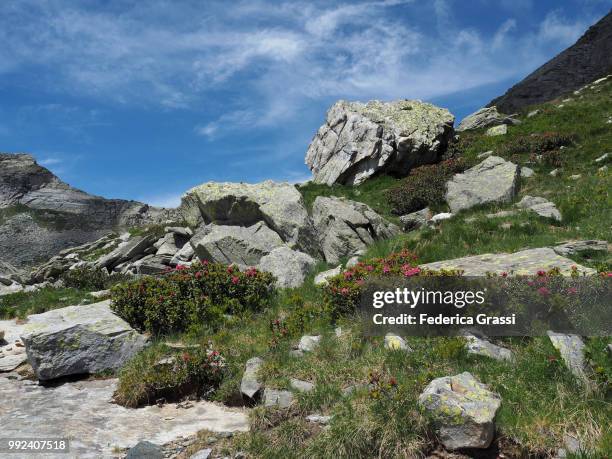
[114,345,226,407]
[386,159,467,215]
[111,262,275,335]
[61,266,129,290]
[500,131,574,157]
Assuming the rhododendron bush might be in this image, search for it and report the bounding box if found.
[111,262,275,335]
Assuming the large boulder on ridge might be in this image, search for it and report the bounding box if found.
[305,100,454,186]
[20,300,148,381]
[456,106,519,132]
[445,156,519,213]
[180,181,318,256]
[313,196,399,264]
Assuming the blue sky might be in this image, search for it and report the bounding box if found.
[1,0,610,207]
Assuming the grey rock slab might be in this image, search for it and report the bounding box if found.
[314,265,342,286]
[446,156,519,213]
[170,242,195,266]
[96,235,156,269]
[399,208,431,231]
[485,124,507,136]
[313,196,399,264]
[257,246,317,288]
[306,414,332,425]
[553,240,608,256]
[421,247,595,276]
[290,378,315,393]
[180,180,318,256]
[305,99,454,185]
[516,195,562,221]
[20,300,149,380]
[430,212,453,223]
[547,331,588,382]
[457,106,517,131]
[0,319,28,371]
[418,372,501,450]
[191,222,284,267]
[190,448,213,459]
[477,150,493,159]
[240,357,264,399]
[521,166,535,178]
[464,334,513,362]
[0,377,248,459]
[126,441,164,459]
[263,389,294,409]
[298,335,321,352]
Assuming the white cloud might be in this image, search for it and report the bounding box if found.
[39,157,63,166]
[142,192,183,208]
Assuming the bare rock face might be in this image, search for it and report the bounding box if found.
[312,196,400,264]
[20,300,148,381]
[488,11,612,113]
[305,100,454,185]
[180,180,319,256]
[0,153,175,267]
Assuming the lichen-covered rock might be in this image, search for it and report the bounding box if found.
[463,334,513,362]
[240,357,264,399]
[547,332,588,382]
[553,240,608,256]
[418,372,501,450]
[305,100,454,185]
[384,333,411,351]
[257,246,316,288]
[516,195,562,221]
[485,124,507,136]
[314,265,342,286]
[290,378,314,393]
[20,300,148,380]
[421,247,595,276]
[180,181,318,256]
[446,156,519,213]
[263,389,294,408]
[313,196,399,264]
[457,106,518,132]
[298,335,321,352]
[191,222,284,267]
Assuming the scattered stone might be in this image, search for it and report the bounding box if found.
[476,150,493,159]
[96,235,156,270]
[463,334,513,362]
[171,243,195,266]
[240,357,264,400]
[263,389,294,409]
[446,156,519,213]
[399,208,431,231]
[457,106,518,131]
[599,165,608,172]
[430,212,453,223]
[521,166,535,178]
[312,196,399,264]
[421,247,595,276]
[305,99,454,185]
[485,124,507,136]
[553,240,608,256]
[180,180,319,256]
[306,414,332,425]
[89,289,110,299]
[126,441,164,459]
[257,246,317,288]
[418,372,501,450]
[298,335,321,352]
[485,210,517,219]
[547,332,588,382]
[345,256,360,268]
[314,266,342,286]
[21,300,148,381]
[594,152,609,163]
[569,174,581,180]
[342,384,368,396]
[190,448,212,459]
[516,195,562,221]
[384,333,411,351]
[550,168,561,177]
[191,222,284,267]
[527,109,540,118]
[290,378,315,393]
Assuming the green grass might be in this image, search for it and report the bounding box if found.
[0,287,97,319]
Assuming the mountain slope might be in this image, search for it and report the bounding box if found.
[0,153,175,267]
[488,10,612,113]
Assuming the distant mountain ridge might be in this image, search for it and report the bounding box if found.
[489,10,612,113]
[0,153,174,267]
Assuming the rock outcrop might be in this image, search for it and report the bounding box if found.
[457,106,519,131]
[180,181,319,256]
[419,372,501,450]
[445,156,519,213]
[312,196,399,264]
[421,247,596,276]
[488,11,612,113]
[0,153,175,267]
[21,300,148,380]
[305,100,454,185]
[516,195,562,221]
[257,246,317,288]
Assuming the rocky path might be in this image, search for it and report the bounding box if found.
[0,376,248,459]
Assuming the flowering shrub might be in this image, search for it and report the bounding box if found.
[387,159,468,215]
[111,262,275,335]
[114,345,226,407]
